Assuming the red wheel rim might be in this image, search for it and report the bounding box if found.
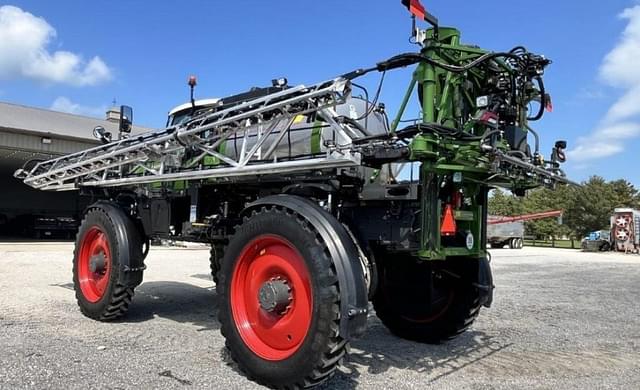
[77,227,112,303]
[230,235,313,361]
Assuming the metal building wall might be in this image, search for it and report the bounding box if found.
[0,128,97,237]
[0,128,97,155]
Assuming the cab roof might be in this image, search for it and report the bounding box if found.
[168,98,221,116]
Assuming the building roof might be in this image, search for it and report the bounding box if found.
[0,101,154,141]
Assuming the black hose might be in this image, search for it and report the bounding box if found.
[527,76,546,121]
[352,82,370,129]
[376,52,523,75]
[338,116,372,137]
[354,71,387,121]
[479,129,503,144]
[525,124,540,155]
[506,150,527,159]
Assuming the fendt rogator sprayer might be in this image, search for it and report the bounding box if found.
[15,2,573,388]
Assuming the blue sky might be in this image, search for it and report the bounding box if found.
[1,1,639,185]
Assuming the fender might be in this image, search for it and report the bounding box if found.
[86,201,145,287]
[243,195,369,339]
[476,256,494,308]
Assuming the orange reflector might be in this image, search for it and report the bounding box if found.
[441,204,457,236]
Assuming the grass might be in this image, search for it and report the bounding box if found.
[523,239,577,249]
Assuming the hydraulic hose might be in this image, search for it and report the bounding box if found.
[527,76,546,121]
[525,124,540,155]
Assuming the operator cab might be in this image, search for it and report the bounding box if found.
[167,98,221,127]
[167,77,292,128]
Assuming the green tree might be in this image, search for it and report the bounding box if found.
[522,187,570,239]
[609,179,640,209]
[563,176,617,238]
[487,177,638,239]
[488,189,522,216]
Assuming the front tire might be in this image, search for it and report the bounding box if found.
[72,208,144,320]
[373,254,484,344]
[218,206,348,388]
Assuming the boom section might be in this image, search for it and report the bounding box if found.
[17,78,361,191]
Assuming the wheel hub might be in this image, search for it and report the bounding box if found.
[258,277,292,314]
[89,252,106,274]
[230,234,313,360]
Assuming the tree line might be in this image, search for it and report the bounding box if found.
[488,176,640,239]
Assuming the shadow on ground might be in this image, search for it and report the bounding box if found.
[122,281,219,332]
[321,322,510,389]
[115,280,507,388]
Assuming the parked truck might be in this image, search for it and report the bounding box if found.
[581,230,612,252]
[488,210,563,249]
[487,220,524,249]
[14,2,572,388]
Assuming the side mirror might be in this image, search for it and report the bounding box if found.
[93,126,112,144]
[119,105,133,134]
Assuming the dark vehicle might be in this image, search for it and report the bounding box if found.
[13,214,78,239]
[581,230,612,252]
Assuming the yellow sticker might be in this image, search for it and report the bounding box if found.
[293,115,305,124]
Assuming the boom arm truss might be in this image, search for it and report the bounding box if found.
[16,78,363,191]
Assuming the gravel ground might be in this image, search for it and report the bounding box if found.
[1,243,639,389]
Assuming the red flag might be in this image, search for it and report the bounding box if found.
[401,0,426,21]
[545,94,553,113]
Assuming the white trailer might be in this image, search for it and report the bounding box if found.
[612,208,640,253]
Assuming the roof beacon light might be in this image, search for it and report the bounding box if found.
[188,75,197,112]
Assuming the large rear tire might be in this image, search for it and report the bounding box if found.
[72,208,144,320]
[373,254,484,344]
[218,206,348,388]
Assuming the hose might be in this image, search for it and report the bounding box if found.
[527,76,546,121]
[525,124,540,155]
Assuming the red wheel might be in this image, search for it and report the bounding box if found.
[72,206,144,320]
[77,227,112,302]
[218,205,352,388]
[230,235,313,360]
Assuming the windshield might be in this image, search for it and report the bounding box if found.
[167,110,193,127]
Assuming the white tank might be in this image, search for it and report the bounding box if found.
[221,96,388,161]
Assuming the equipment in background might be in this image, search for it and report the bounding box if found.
[487,210,563,249]
[581,230,612,252]
[611,208,640,253]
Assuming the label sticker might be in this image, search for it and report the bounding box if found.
[466,232,474,250]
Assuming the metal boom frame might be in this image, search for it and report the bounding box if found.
[17,78,363,191]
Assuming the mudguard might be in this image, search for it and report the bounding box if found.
[243,195,369,339]
[86,201,146,287]
[476,256,494,308]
